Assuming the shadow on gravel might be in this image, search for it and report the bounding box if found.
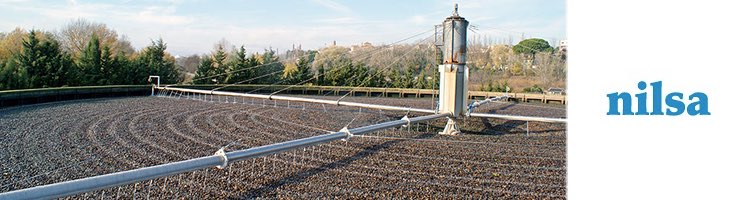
[0,97,135,116]
[495,103,515,111]
[470,104,565,135]
[470,118,566,136]
[241,132,436,198]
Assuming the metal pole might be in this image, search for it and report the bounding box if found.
[148,76,160,96]
[526,121,529,136]
[0,113,449,200]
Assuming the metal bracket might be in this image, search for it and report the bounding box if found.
[336,94,347,106]
[214,147,228,169]
[339,127,353,141]
[401,115,411,128]
[440,117,461,135]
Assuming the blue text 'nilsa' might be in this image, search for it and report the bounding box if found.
[607,81,710,116]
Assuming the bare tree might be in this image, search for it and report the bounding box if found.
[0,27,27,61]
[57,19,134,58]
[530,52,566,87]
[176,54,201,74]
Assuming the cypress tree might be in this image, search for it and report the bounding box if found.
[134,39,181,84]
[193,56,213,84]
[77,34,102,85]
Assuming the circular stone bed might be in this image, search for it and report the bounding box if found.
[0,95,566,199]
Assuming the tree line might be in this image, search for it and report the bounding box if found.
[189,37,565,92]
[467,36,567,92]
[0,27,181,90]
[1,20,567,92]
[191,42,440,90]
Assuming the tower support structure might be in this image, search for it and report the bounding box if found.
[437,4,469,135]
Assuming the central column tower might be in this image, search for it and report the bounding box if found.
[438,4,469,135]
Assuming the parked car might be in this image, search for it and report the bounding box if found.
[547,87,565,95]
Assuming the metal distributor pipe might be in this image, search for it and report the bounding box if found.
[157,87,566,123]
[467,95,509,114]
[156,86,435,114]
[0,113,450,200]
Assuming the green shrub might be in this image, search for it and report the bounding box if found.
[523,84,543,93]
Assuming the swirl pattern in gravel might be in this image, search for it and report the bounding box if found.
[0,95,566,199]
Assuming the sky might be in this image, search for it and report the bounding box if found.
[0,0,566,57]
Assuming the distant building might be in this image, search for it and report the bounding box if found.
[558,40,567,61]
[350,42,374,51]
[558,40,567,53]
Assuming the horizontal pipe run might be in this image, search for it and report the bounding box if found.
[470,95,508,108]
[0,156,224,200]
[157,87,435,114]
[468,113,567,123]
[350,113,451,134]
[226,132,349,162]
[0,113,450,200]
[227,113,449,162]
[468,95,509,114]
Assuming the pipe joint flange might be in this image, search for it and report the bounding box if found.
[339,127,353,141]
[401,115,411,128]
[214,147,228,169]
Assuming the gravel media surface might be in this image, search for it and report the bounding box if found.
[0,95,566,199]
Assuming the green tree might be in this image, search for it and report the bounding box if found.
[134,39,182,84]
[316,64,326,85]
[0,60,28,90]
[256,48,282,84]
[344,62,369,87]
[44,46,74,87]
[512,38,553,56]
[16,30,43,88]
[0,61,9,89]
[284,54,313,85]
[324,61,350,86]
[76,34,123,85]
[17,30,74,88]
[386,66,399,88]
[225,45,259,84]
[76,34,103,85]
[313,46,349,86]
[210,46,228,84]
[109,52,130,85]
[192,56,214,84]
[415,71,428,89]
